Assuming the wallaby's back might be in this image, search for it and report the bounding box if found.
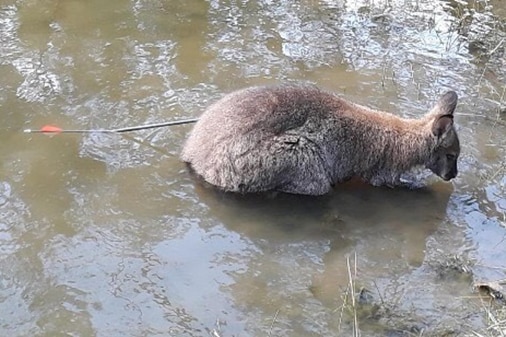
[181,83,460,195]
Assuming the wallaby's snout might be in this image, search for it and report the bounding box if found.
[446,156,458,180]
[442,161,458,181]
[444,166,458,181]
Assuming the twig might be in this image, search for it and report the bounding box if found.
[487,38,505,56]
[268,309,280,337]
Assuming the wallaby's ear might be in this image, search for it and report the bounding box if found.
[432,114,454,138]
[430,91,458,116]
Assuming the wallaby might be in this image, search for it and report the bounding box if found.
[181,83,460,195]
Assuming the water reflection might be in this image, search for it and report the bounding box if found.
[194,180,453,335]
[196,179,451,244]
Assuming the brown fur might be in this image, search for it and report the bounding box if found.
[181,83,460,195]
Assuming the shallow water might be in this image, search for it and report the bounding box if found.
[1,0,505,336]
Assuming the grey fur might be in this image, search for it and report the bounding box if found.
[181,83,460,195]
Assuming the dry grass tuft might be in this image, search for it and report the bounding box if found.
[471,304,506,337]
[337,253,361,336]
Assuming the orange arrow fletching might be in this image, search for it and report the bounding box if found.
[40,125,63,133]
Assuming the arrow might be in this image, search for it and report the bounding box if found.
[23,118,199,134]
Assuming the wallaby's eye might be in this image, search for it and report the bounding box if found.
[446,154,456,160]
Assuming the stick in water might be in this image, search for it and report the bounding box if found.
[23,118,199,134]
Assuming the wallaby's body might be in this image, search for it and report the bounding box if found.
[181,83,460,195]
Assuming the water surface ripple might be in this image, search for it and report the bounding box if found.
[0,1,505,336]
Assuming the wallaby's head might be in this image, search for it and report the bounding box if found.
[425,91,460,181]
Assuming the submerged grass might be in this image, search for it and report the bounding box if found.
[471,303,506,337]
[336,253,421,337]
[335,253,506,337]
[347,253,360,337]
[337,253,360,336]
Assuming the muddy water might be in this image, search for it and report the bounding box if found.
[1,0,505,336]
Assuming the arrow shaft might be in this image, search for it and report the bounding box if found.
[112,118,200,133]
[24,117,199,134]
